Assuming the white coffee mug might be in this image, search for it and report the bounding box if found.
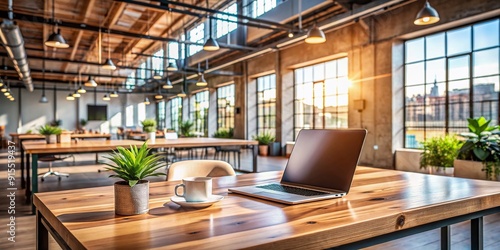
[174,177,212,202]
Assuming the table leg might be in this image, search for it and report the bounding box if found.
[440,226,450,250]
[31,154,38,213]
[471,217,483,250]
[20,142,25,189]
[252,145,258,173]
[25,153,31,203]
[36,210,48,250]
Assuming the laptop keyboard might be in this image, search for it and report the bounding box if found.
[256,184,330,196]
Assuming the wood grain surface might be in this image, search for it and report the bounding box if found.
[34,167,500,249]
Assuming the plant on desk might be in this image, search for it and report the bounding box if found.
[104,142,166,215]
[213,128,233,138]
[252,132,275,156]
[142,119,157,143]
[38,125,62,144]
[179,120,195,137]
[455,116,500,180]
[419,135,462,175]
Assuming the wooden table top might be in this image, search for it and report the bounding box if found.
[33,167,500,249]
[23,138,258,154]
[11,133,111,140]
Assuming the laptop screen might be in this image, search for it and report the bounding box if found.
[281,129,367,193]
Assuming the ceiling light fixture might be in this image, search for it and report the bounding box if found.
[102,28,116,70]
[178,74,187,97]
[4,91,11,96]
[39,59,48,103]
[84,76,97,87]
[45,0,69,48]
[72,91,81,98]
[203,0,219,51]
[78,86,86,93]
[196,74,207,87]
[0,79,3,87]
[155,85,163,99]
[153,70,162,80]
[166,61,178,71]
[1,85,7,92]
[144,97,150,105]
[110,90,119,98]
[305,24,326,44]
[66,93,75,101]
[414,0,440,25]
[103,93,110,101]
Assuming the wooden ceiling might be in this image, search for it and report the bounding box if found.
[0,0,356,92]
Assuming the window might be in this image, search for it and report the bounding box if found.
[216,3,237,38]
[404,18,500,148]
[126,105,134,127]
[158,101,166,129]
[126,71,136,90]
[257,74,276,136]
[294,58,349,137]
[191,91,209,136]
[168,42,179,66]
[152,49,164,76]
[138,102,146,124]
[170,97,182,131]
[138,62,147,86]
[246,0,277,18]
[188,23,205,56]
[217,84,235,129]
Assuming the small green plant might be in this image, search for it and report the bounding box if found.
[141,119,157,133]
[179,120,195,137]
[38,125,62,135]
[80,119,88,127]
[252,132,275,145]
[213,128,234,138]
[50,119,62,127]
[457,116,500,178]
[420,135,462,169]
[103,143,166,187]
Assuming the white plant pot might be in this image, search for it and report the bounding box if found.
[148,132,156,143]
[45,134,57,144]
[114,180,149,215]
[454,159,491,180]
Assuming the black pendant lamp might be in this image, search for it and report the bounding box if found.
[414,0,440,25]
[45,0,69,49]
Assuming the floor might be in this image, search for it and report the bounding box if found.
[1,148,500,249]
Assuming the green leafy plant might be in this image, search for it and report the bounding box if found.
[50,119,62,127]
[103,143,166,187]
[141,119,157,133]
[213,128,234,138]
[80,119,88,127]
[457,117,500,178]
[38,125,62,135]
[252,132,275,145]
[179,120,195,137]
[420,135,462,169]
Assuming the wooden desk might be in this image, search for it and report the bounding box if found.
[34,167,500,249]
[24,138,258,204]
[15,133,111,189]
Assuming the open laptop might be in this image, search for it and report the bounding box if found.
[229,129,367,204]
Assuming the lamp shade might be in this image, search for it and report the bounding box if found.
[110,91,119,98]
[45,29,70,49]
[203,37,220,51]
[177,90,187,98]
[166,62,178,71]
[72,91,81,98]
[196,74,208,87]
[78,86,86,93]
[66,93,75,100]
[305,24,326,44]
[163,78,173,89]
[39,94,48,103]
[144,97,150,105]
[102,58,116,70]
[103,94,110,101]
[153,70,163,80]
[155,94,163,99]
[84,76,97,87]
[414,1,440,25]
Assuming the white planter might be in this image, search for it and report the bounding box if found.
[114,180,149,215]
[454,159,491,180]
[148,132,156,143]
[45,134,57,144]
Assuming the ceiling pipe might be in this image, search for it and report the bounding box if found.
[0,0,33,91]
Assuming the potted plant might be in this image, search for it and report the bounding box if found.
[80,119,88,133]
[179,120,195,137]
[38,125,62,144]
[212,128,233,138]
[141,119,157,143]
[419,135,462,175]
[50,119,62,127]
[455,117,500,180]
[252,132,275,156]
[104,143,166,215]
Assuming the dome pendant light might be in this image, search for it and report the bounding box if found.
[153,70,163,80]
[305,24,326,44]
[40,59,48,103]
[203,1,219,51]
[196,73,207,87]
[103,93,110,101]
[102,28,116,70]
[84,76,97,87]
[414,0,440,25]
[166,61,178,71]
[110,90,119,98]
[155,85,163,99]
[45,0,69,49]
[66,93,75,101]
[144,97,151,105]
[163,71,173,89]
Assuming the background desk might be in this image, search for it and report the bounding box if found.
[34,167,500,249]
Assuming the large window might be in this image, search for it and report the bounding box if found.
[138,62,147,86]
[404,18,500,148]
[126,71,136,90]
[158,101,166,129]
[138,102,146,124]
[188,23,205,56]
[246,0,278,18]
[217,84,235,129]
[257,74,276,136]
[168,41,179,67]
[191,91,209,136]
[152,49,164,76]
[170,97,182,131]
[216,3,237,38]
[294,58,349,137]
[126,105,134,127]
